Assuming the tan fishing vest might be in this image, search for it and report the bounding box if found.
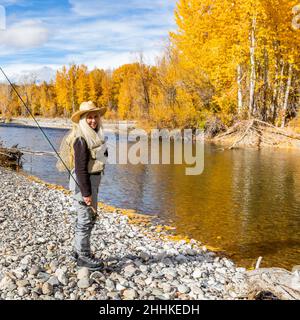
[71,129,106,174]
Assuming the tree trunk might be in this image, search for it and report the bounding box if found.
[271,59,279,124]
[237,64,243,113]
[249,17,257,117]
[261,41,269,121]
[281,63,293,128]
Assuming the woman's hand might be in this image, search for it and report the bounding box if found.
[83,196,92,206]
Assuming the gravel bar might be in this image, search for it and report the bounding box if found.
[0,166,248,300]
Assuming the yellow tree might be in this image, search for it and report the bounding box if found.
[76,65,90,105]
[170,0,300,126]
[55,66,69,116]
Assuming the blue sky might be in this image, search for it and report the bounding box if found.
[0,0,177,80]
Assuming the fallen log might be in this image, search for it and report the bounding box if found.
[228,120,254,150]
[0,147,23,169]
[0,143,23,169]
[246,267,300,300]
[215,118,300,150]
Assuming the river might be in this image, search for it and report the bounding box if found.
[0,123,299,270]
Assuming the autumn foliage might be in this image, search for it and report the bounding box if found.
[1,1,300,130]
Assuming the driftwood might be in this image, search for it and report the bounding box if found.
[246,267,300,300]
[228,119,254,150]
[214,119,300,149]
[0,140,56,169]
[0,143,23,169]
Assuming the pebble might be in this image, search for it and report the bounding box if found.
[77,268,90,280]
[0,166,248,301]
[123,289,137,300]
[77,278,91,289]
[42,282,53,295]
[177,284,190,294]
[55,269,68,285]
[18,286,29,297]
[16,280,29,287]
[29,266,40,276]
[47,276,60,287]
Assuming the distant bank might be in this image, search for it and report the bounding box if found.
[0,117,137,131]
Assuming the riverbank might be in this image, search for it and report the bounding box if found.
[0,116,137,132]
[0,166,249,300]
[211,119,300,150]
[2,117,300,150]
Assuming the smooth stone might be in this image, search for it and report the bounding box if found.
[139,265,148,273]
[47,276,60,287]
[16,280,29,287]
[77,267,90,280]
[192,268,203,279]
[29,266,40,276]
[0,276,15,290]
[42,282,54,295]
[77,278,91,289]
[116,283,126,291]
[124,265,136,276]
[17,286,28,297]
[140,252,150,261]
[144,277,153,285]
[37,272,51,282]
[55,269,68,285]
[123,289,137,300]
[107,291,120,299]
[49,261,59,273]
[190,284,204,295]
[54,292,64,300]
[161,283,172,293]
[105,279,115,290]
[177,284,190,294]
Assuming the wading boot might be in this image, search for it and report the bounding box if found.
[76,253,104,271]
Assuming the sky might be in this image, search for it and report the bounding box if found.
[0,0,177,81]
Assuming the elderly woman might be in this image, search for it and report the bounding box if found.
[65,101,108,270]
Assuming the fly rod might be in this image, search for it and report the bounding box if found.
[0,67,97,214]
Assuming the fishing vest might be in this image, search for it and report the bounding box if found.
[71,129,107,174]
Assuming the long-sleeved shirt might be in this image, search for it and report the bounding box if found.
[74,137,91,197]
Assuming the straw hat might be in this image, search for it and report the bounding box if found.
[71,101,107,123]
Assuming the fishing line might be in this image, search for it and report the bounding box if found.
[0,67,97,213]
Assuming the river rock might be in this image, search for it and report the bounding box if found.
[0,276,15,291]
[47,276,60,287]
[177,284,190,294]
[77,267,90,280]
[18,286,29,297]
[77,278,91,289]
[105,279,115,290]
[123,289,137,300]
[55,269,68,285]
[16,280,29,287]
[124,265,137,277]
[29,266,40,276]
[42,282,53,295]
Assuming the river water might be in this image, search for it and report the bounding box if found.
[0,123,299,270]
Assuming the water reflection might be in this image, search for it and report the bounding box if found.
[0,124,299,269]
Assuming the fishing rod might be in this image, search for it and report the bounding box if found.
[0,67,97,214]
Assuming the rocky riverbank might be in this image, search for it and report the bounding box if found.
[0,166,249,300]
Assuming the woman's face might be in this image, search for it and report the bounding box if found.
[86,111,100,130]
